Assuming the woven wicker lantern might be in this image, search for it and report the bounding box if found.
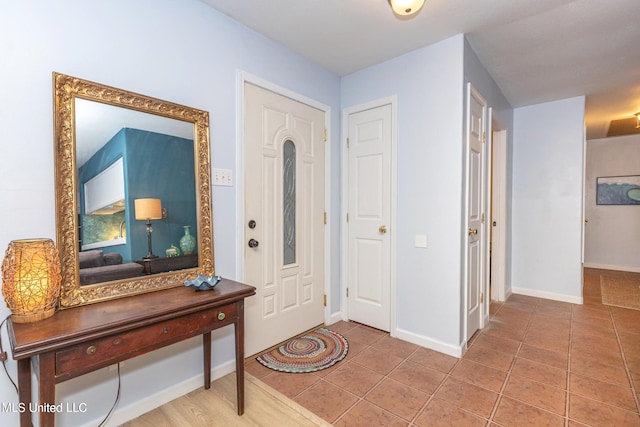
[1,239,61,323]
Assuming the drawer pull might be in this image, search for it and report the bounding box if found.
[163,327,169,334]
[86,345,97,356]
[217,312,226,321]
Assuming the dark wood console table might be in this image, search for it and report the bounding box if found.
[135,253,199,275]
[8,278,255,427]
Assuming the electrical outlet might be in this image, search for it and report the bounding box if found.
[213,168,233,187]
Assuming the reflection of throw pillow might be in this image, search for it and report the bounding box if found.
[103,253,123,266]
[79,250,104,268]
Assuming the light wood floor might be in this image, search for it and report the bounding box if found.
[122,373,328,427]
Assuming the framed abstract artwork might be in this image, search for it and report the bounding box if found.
[596,175,640,205]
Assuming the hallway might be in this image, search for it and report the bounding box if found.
[245,268,640,426]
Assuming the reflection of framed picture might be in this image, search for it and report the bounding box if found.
[596,175,640,205]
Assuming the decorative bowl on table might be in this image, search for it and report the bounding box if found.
[184,275,221,291]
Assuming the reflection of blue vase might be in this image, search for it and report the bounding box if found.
[180,226,196,255]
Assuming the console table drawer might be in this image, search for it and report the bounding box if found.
[55,303,238,378]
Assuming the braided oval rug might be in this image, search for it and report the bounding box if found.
[256,328,349,373]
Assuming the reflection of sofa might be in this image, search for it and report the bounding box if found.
[79,250,144,286]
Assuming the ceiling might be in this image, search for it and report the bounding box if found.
[200,0,640,140]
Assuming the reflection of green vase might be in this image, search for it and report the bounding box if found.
[180,226,196,255]
[165,244,181,258]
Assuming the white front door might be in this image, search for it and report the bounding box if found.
[466,85,487,339]
[346,104,392,332]
[244,83,325,356]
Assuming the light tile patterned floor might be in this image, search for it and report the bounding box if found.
[245,268,640,426]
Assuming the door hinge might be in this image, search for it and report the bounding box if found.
[323,294,327,307]
[346,213,349,223]
[324,129,328,142]
[480,293,484,303]
[346,137,350,148]
[482,131,486,143]
[346,288,349,298]
[324,212,327,225]
[481,213,485,223]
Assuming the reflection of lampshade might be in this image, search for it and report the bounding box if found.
[135,198,163,259]
[1,239,62,323]
[134,198,163,220]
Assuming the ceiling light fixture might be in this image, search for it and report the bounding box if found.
[389,0,425,16]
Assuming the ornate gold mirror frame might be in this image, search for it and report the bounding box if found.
[53,72,214,307]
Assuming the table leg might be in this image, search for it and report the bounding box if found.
[17,358,31,427]
[38,353,56,427]
[203,331,211,389]
[235,301,245,415]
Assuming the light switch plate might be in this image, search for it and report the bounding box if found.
[213,168,233,186]
[414,234,427,248]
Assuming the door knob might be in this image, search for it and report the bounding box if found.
[248,220,256,229]
[468,228,478,236]
[379,225,387,234]
[248,239,259,248]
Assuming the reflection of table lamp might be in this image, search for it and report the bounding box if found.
[135,198,163,259]
[1,238,62,323]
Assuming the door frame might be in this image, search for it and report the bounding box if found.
[341,96,398,335]
[490,122,508,303]
[236,71,332,323]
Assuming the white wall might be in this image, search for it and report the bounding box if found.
[342,35,466,354]
[584,134,640,272]
[511,97,585,303]
[0,1,340,426]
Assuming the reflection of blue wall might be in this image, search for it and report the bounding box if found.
[78,128,196,261]
[125,128,196,260]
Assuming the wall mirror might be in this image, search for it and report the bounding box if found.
[53,72,214,308]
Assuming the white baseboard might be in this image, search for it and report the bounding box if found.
[583,262,640,273]
[79,360,237,427]
[394,327,462,358]
[504,286,513,301]
[325,311,343,326]
[511,287,583,305]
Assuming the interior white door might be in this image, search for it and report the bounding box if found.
[466,85,487,339]
[244,83,325,356]
[347,104,392,332]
